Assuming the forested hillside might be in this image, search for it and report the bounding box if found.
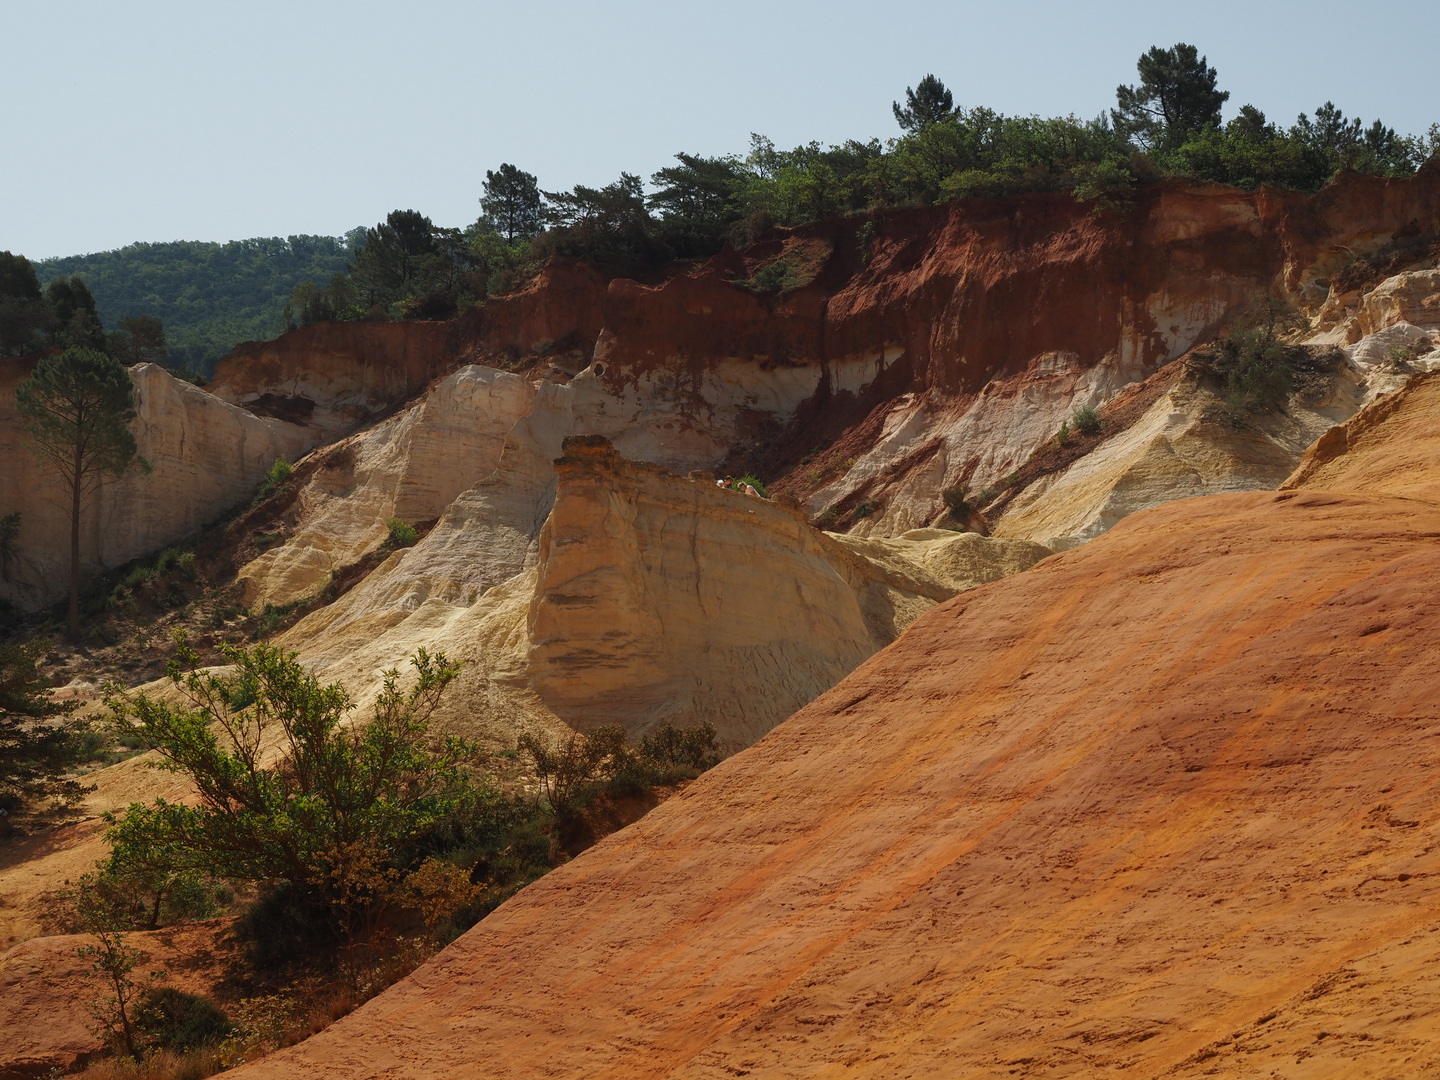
[30,234,358,374]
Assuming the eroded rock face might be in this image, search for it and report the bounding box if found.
[0,361,309,612]
[527,437,1048,745]
[230,367,1440,1080]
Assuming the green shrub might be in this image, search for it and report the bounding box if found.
[977,486,998,505]
[265,457,291,486]
[1213,329,1291,413]
[1071,406,1103,436]
[854,498,881,519]
[941,486,969,519]
[384,517,419,549]
[105,640,474,940]
[177,551,197,580]
[134,988,233,1052]
[728,474,767,497]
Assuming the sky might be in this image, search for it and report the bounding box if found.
[4,0,1438,260]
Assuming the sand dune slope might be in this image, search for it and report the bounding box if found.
[236,382,1440,1079]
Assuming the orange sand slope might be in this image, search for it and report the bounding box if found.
[242,378,1440,1078]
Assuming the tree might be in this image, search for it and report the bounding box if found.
[0,252,52,358]
[105,315,168,366]
[0,510,18,580]
[542,173,665,266]
[648,153,747,257]
[893,74,955,133]
[349,210,439,310]
[15,348,138,639]
[105,639,476,933]
[0,637,91,824]
[481,164,544,242]
[45,275,106,350]
[1113,43,1228,150]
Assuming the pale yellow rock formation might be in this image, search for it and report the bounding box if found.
[237,365,536,609]
[0,362,309,612]
[526,438,1050,747]
[990,373,1349,548]
[1356,268,1440,335]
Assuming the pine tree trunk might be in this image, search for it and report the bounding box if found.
[68,471,81,642]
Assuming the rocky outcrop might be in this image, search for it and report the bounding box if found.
[527,437,1049,745]
[209,260,613,442]
[0,361,309,612]
[274,435,1047,750]
[231,368,1440,1080]
[1283,370,1440,497]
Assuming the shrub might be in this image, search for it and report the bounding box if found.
[728,474,767,497]
[854,498,881,519]
[253,457,292,504]
[517,725,626,819]
[384,517,418,549]
[941,486,969,519]
[1055,419,1071,446]
[1071,406,1103,436]
[104,639,475,940]
[1211,325,1291,414]
[134,988,232,1053]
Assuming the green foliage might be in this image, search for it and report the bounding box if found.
[46,275,107,350]
[349,209,477,319]
[481,163,544,243]
[284,273,361,329]
[1113,43,1229,150]
[77,922,157,1060]
[106,315,169,366]
[105,639,475,933]
[30,235,353,375]
[384,517,419,549]
[16,347,138,637]
[637,720,721,778]
[1071,406,1104,436]
[728,474,767,497]
[133,988,233,1053]
[1211,326,1292,414]
[97,800,224,929]
[0,251,51,357]
[252,457,293,505]
[1055,419,1071,445]
[519,720,720,814]
[517,725,627,819]
[854,498,881,519]
[648,153,749,257]
[941,485,969,519]
[893,74,956,133]
[541,173,668,268]
[0,637,91,820]
[0,510,19,580]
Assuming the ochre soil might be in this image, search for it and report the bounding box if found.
[232,377,1440,1079]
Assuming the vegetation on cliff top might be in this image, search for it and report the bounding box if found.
[10,42,1436,376]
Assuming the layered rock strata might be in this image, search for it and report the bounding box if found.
[0,361,309,611]
[233,369,1440,1080]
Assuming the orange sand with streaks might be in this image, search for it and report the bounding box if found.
[228,377,1440,1078]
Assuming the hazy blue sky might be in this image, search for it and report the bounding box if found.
[4,0,1437,259]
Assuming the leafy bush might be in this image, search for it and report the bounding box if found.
[1211,326,1292,414]
[727,474,768,497]
[384,517,418,549]
[517,725,627,819]
[134,988,232,1053]
[105,639,476,939]
[1,637,90,820]
[1071,406,1103,436]
[854,498,881,520]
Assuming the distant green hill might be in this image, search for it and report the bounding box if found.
[31,234,358,375]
